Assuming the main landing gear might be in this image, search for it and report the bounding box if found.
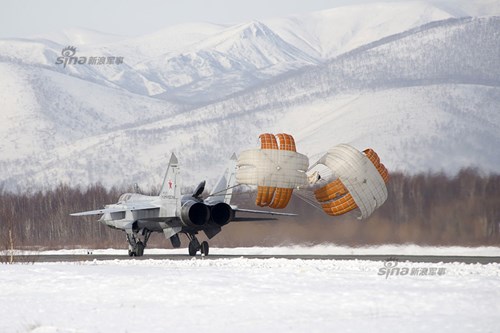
[127,229,152,257]
[187,233,209,256]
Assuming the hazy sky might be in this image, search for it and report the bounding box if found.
[0,0,497,39]
[0,0,366,38]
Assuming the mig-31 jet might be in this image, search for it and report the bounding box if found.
[70,153,294,256]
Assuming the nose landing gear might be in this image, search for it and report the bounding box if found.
[126,229,151,257]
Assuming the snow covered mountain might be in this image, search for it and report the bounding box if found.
[134,21,318,104]
[264,1,453,59]
[0,2,498,191]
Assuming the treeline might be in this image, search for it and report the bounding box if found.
[0,184,127,250]
[1,169,499,250]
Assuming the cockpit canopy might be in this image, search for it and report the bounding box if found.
[117,193,151,204]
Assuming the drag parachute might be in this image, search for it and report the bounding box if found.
[236,133,308,209]
[235,134,389,219]
[312,144,389,219]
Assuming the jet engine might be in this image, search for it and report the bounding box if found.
[210,202,234,226]
[180,200,210,227]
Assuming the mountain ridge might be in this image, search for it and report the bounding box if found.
[0,3,498,191]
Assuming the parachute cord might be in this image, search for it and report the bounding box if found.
[292,191,324,213]
[206,184,244,198]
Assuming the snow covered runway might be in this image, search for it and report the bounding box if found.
[1,256,499,333]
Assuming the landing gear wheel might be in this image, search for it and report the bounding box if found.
[188,240,198,256]
[200,241,209,256]
[136,242,145,257]
[126,231,149,258]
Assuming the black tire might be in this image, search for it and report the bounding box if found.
[137,242,145,257]
[200,241,209,256]
[188,240,198,256]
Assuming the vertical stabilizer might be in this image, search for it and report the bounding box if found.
[159,153,181,217]
[206,153,237,204]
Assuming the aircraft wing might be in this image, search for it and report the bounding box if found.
[232,216,278,222]
[233,207,297,217]
[70,203,160,216]
[70,208,125,216]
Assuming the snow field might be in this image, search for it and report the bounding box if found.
[0,257,499,333]
[28,244,500,256]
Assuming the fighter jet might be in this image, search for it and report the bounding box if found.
[70,153,295,256]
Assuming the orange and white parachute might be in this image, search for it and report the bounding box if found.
[236,133,308,208]
[312,144,389,219]
[236,134,389,219]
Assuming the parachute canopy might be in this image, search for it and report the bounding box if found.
[236,133,308,208]
[313,144,389,219]
[235,134,389,218]
[237,149,309,189]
